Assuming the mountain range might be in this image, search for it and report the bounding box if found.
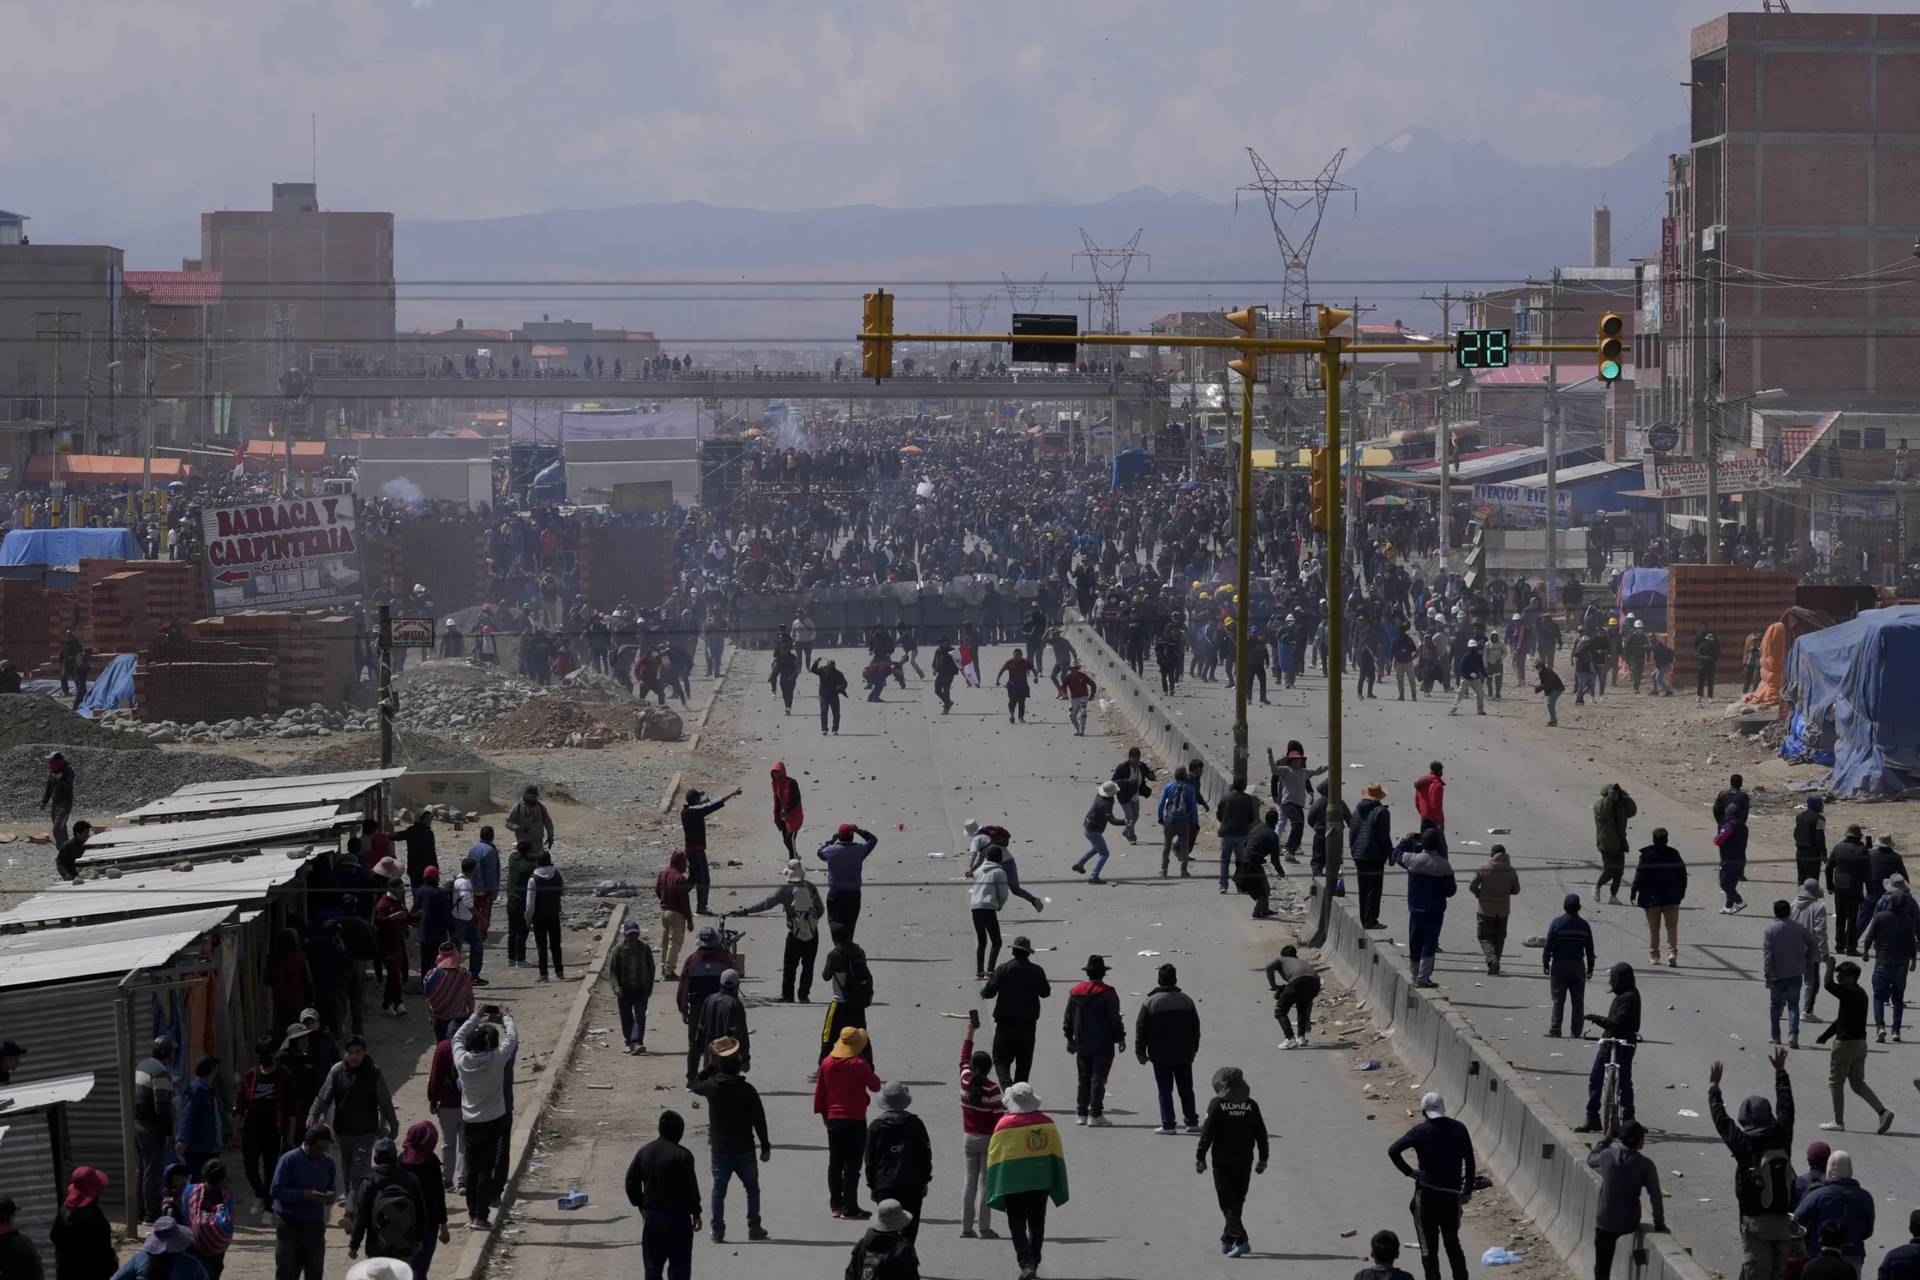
[90,124,1691,341]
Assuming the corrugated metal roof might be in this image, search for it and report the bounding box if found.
[172,768,399,798]
[0,847,320,928]
[1500,460,1639,489]
[0,909,229,990]
[122,771,397,823]
[0,1072,95,1112]
[79,806,354,867]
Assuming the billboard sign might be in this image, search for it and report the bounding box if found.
[1646,456,1772,499]
[202,494,362,614]
[1471,482,1573,529]
[610,480,676,515]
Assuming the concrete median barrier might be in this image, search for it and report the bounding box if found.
[1069,616,1713,1280]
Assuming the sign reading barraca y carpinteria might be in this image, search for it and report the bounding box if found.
[201,494,363,614]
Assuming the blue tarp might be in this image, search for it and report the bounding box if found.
[1784,605,1920,796]
[0,528,140,567]
[76,652,138,718]
[1616,567,1668,635]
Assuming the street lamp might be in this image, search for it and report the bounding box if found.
[1706,387,1787,563]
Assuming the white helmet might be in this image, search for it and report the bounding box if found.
[413,583,427,595]
[1633,620,1645,630]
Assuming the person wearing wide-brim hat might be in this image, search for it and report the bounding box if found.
[1350,782,1394,930]
[986,1083,1068,1280]
[733,859,826,1003]
[843,1198,920,1279]
[814,1028,882,1219]
[1063,954,1124,1126]
[116,1216,209,1280]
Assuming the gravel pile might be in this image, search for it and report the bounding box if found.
[475,699,622,750]
[0,694,155,752]
[0,744,275,822]
[294,728,536,794]
[393,661,535,733]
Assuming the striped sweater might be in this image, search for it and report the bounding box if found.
[985,1110,1069,1207]
[958,1033,1004,1136]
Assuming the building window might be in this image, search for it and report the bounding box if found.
[1863,427,1886,450]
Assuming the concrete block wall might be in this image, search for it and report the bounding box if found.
[1067,614,1714,1280]
[365,520,490,613]
[1665,565,1799,688]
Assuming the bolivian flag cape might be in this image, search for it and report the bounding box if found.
[985,1111,1069,1207]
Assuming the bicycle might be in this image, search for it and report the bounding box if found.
[1585,1035,1631,1135]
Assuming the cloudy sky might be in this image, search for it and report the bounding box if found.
[3,0,1912,232]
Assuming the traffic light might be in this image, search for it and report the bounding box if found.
[1597,312,1625,383]
[1309,447,1332,532]
[1225,306,1258,381]
[1318,305,1352,339]
[861,289,894,382]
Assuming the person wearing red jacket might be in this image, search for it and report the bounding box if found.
[425,1034,466,1192]
[233,1035,300,1214]
[654,850,693,973]
[372,883,417,1016]
[814,1027,882,1219]
[1414,762,1447,834]
[771,762,805,857]
[1060,663,1098,736]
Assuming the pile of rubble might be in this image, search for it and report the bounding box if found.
[392,659,628,736]
[97,704,370,745]
[476,698,623,750]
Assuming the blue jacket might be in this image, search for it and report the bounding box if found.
[1457,649,1487,680]
[1403,850,1458,915]
[1543,912,1595,972]
[270,1145,337,1223]
[1795,1176,1875,1258]
[1157,779,1199,827]
[467,839,501,894]
[175,1077,223,1153]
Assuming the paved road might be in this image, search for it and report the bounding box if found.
[499,649,1558,1280]
[1067,632,1920,1278]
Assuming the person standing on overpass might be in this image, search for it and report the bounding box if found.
[1387,1091,1475,1280]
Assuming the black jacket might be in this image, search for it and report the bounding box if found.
[689,1070,768,1158]
[49,1204,116,1280]
[1708,1069,1795,1216]
[1630,843,1688,909]
[1388,1115,1476,1195]
[1109,759,1157,803]
[1587,963,1642,1043]
[1827,839,1871,895]
[843,1229,920,1280]
[1794,810,1828,861]
[1867,846,1909,899]
[981,955,1051,1024]
[1350,799,1392,868]
[1062,980,1125,1052]
[1196,1095,1269,1166]
[349,1165,426,1257]
[528,867,565,923]
[1712,786,1749,826]
[625,1137,701,1214]
[863,1108,933,1193]
[1135,984,1201,1064]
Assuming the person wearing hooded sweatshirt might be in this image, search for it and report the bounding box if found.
[814,1028,882,1219]
[1858,884,1919,1042]
[1587,1120,1665,1279]
[1796,798,1830,888]
[1544,893,1596,1037]
[1577,963,1642,1132]
[678,786,740,918]
[1467,846,1520,975]
[1400,830,1456,988]
[968,848,1010,978]
[1593,783,1636,903]
[1062,955,1124,1125]
[864,1083,933,1244]
[844,1199,920,1280]
[1794,1150,1875,1271]
[346,1139,424,1266]
[524,852,566,981]
[1709,1050,1798,1278]
[677,927,739,1088]
[1350,782,1393,929]
[770,762,805,857]
[504,841,539,969]
[1630,828,1688,967]
[1388,1092,1475,1280]
[654,850,693,975]
[1828,826,1872,956]
[695,970,750,1074]
[736,859,825,1002]
[608,921,656,1054]
[1413,762,1446,834]
[453,1012,517,1229]
[1795,881,1832,1024]
[1195,1066,1268,1258]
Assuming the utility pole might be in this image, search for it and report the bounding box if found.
[1422,287,1459,565]
[140,324,157,499]
[1545,273,1562,607]
[377,603,395,825]
[36,310,81,526]
[1343,298,1377,576]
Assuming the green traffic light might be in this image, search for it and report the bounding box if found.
[1600,359,1622,381]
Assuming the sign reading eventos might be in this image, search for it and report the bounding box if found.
[1648,456,1772,499]
[202,494,362,614]
[1471,482,1573,529]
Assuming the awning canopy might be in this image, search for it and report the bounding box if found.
[23,455,190,486]
[242,440,329,472]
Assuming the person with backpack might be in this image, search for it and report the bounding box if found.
[821,932,877,1067]
[1062,955,1124,1126]
[180,1162,234,1280]
[737,860,826,1001]
[1156,767,1200,877]
[864,1083,933,1244]
[677,926,739,1088]
[608,921,657,1054]
[843,1199,920,1280]
[347,1141,424,1267]
[422,942,475,1044]
[398,1122,451,1280]
[1194,1066,1268,1259]
[1708,1049,1799,1280]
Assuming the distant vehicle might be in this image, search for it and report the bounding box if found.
[1035,431,1072,462]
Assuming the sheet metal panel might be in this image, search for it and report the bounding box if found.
[0,910,230,990]
[121,778,387,823]
[78,806,354,866]
[0,848,318,928]
[169,768,402,798]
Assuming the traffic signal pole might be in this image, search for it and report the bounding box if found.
[1313,325,1347,949]
[1233,333,1256,789]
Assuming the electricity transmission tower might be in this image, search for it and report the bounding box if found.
[946,284,995,335]
[1072,230,1147,333]
[999,272,1054,313]
[1237,147,1356,329]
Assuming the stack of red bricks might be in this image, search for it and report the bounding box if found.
[141,637,281,722]
[88,572,149,655]
[0,579,53,671]
[1666,565,1800,690]
[367,520,490,612]
[188,609,358,711]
